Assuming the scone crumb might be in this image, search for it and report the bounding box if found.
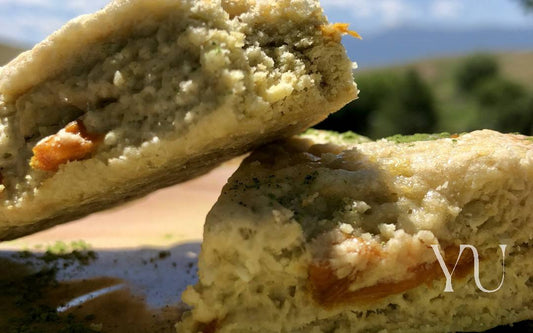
[302,192,319,206]
[339,223,354,235]
[0,173,4,194]
[349,200,371,213]
[113,70,125,87]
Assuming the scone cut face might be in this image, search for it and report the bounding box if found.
[0,0,357,240]
[179,130,533,333]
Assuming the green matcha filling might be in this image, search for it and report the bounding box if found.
[303,129,371,144]
[384,132,455,144]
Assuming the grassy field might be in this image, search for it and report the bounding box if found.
[366,51,533,89]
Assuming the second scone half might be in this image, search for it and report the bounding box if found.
[179,130,533,332]
[0,0,357,240]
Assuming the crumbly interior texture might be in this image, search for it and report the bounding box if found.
[179,130,533,333]
[0,0,357,240]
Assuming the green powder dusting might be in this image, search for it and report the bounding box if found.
[385,132,455,144]
[1,242,99,332]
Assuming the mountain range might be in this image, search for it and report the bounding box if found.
[343,26,533,68]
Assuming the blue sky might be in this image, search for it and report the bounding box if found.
[0,0,532,46]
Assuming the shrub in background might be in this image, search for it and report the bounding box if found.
[474,77,533,133]
[316,72,398,136]
[456,54,499,92]
[368,69,437,138]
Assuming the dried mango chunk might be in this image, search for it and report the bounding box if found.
[30,120,101,172]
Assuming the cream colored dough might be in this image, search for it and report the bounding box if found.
[179,130,533,333]
[0,0,357,240]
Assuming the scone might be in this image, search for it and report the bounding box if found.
[0,0,357,240]
[179,130,533,332]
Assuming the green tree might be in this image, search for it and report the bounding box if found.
[316,72,398,136]
[474,77,533,134]
[455,54,499,92]
[517,0,533,11]
[368,69,437,138]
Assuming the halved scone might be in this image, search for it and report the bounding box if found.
[0,0,357,240]
[179,130,533,332]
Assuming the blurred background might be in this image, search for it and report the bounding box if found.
[320,0,533,138]
[0,0,532,138]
